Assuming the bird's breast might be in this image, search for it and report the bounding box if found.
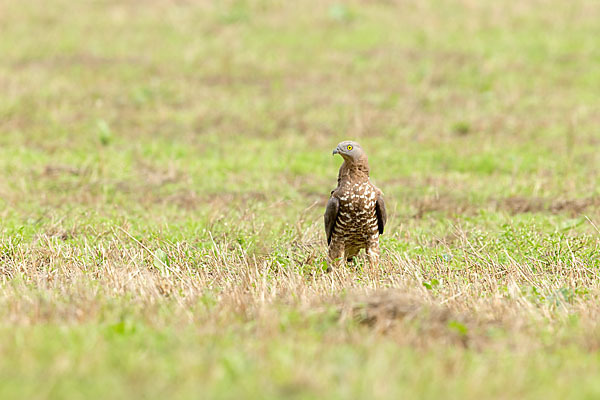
[337,181,377,210]
[334,181,379,238]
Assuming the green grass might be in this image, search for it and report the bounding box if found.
[2,0,600,398]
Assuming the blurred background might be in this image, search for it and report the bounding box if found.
[3,2,600,398]
[1,0,599,245]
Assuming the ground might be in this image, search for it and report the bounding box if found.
[1,0,600,398]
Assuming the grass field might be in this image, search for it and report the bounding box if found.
[2,0,600,398]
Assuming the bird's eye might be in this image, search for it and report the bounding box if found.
[347,145,353,151]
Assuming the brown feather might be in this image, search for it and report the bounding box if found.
[375,195,387,234]
[324,197,339,245]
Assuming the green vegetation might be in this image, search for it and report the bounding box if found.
[1,0,600,398]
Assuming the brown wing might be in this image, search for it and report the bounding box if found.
[375,195,387,235]
[324,196,340,245]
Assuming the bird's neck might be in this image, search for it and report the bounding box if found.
[338,160,370,185]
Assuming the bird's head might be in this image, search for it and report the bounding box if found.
[332,141,367,164]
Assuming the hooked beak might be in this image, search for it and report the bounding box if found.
[332,147,339,155]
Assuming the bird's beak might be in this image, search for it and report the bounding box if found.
[332,148,339,155]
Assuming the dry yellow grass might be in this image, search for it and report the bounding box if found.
[3,225,600,349]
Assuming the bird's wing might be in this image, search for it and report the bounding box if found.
[324,196,340,245]
[375,195,387,235]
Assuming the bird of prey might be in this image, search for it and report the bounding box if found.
[324,141,387,271]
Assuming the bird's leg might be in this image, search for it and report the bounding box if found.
[327,239,345,272]
[366,241,380,270]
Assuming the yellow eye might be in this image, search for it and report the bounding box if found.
[347,145,353,151]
